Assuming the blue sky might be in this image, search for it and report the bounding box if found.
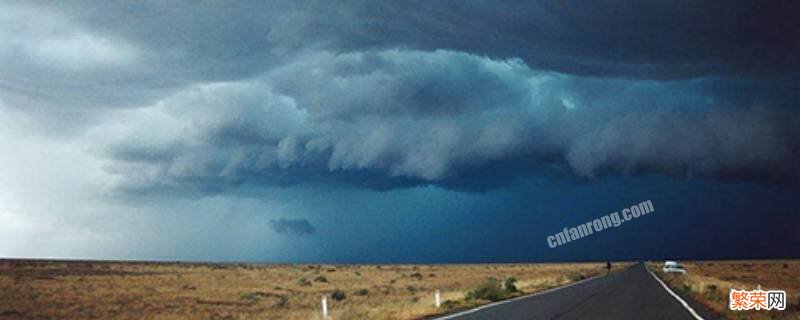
[1,1,798,262]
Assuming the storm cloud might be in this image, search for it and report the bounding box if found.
[1,0,799,262]
[3,1,798,113]
[90,50,800,195]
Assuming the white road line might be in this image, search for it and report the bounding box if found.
[646,267,704,320]
[432,274,604,320]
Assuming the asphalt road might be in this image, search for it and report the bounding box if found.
[435,264,716,320]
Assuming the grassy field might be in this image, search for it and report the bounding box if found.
[649,260,800,320]
[0,259,626,320]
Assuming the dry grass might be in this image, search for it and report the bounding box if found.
[649,260,800,320]
[0,259,628,320]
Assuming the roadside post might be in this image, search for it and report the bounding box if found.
[435,289,441,308]
[322,295,328,319]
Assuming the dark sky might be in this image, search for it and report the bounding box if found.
[0,1,798,262]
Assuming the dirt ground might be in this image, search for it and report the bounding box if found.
[650,260,800,320]
[0,259,626,320]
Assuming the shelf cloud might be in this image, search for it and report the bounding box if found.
[89,50,800,196]
[1,0,797,262]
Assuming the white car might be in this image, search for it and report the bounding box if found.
[662,260,687,274]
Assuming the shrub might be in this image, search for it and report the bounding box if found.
[314,275,328,283]
[330,289,347,301]
[466,277,509,302]
[354,288,369,296]
[504,277,518,293]
[297,278,312,287]
[703,284,720,301]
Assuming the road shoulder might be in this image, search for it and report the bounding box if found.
[645,264,720,320]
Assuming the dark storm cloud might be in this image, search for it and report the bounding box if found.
[300,0,800,79]
[3,1,797,114]
[2,0,799,263]
[94,50,800,195]
[566,107,800,182]
[2,1,798,194]
[0,1,293,112]
[269,218,316,236]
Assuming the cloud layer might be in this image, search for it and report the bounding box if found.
[1,1,798,262]
[3,1,798,115]
[89,50,800,195]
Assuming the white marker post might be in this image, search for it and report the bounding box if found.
[435,289,441,308]
[321,295,328,319]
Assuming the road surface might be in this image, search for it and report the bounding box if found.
[435,264,716,320]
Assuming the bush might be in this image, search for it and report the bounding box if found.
[466,277,509,302]
[314,275,328,283]
[703,284,720,301]
[504,277,518,293]
[330,289,347,301]
[354,288,369,296]
[297,278,312,287]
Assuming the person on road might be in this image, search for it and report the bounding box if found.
[606,261,611,275]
